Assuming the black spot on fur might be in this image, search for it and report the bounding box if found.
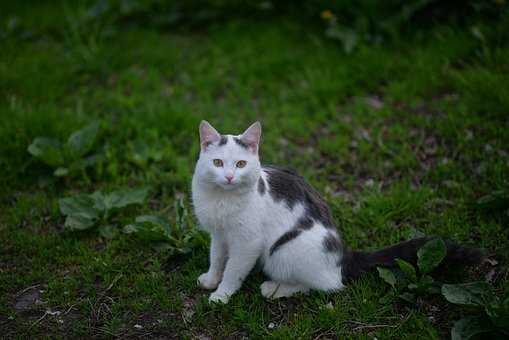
[270,229,302,255]
[295,215,313,230]
[323,233,342,252]
[258,177,266,195]
[340,237,484,283]
[264,165,334,228]
[233,137,248,149]
[219,135,228,146]
[270,215,315,255]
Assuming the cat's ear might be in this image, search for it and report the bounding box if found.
[240,121,262,153]
[199,120,221,150]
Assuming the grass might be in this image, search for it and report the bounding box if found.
[1,2,508,338]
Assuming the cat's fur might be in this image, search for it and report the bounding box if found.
[192,121,483,303]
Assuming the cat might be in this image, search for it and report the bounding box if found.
[191,120,483,304]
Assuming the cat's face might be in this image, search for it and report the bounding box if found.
[195,121,261,191]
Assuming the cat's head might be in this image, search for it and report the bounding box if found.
[194,120,262,191]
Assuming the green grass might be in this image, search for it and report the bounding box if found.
[1,2,508,338]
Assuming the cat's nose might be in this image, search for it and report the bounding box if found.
[225,175,234,183]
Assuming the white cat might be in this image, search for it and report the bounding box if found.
[191,121,482,304]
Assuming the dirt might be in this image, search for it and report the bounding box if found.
[14,288,43,311]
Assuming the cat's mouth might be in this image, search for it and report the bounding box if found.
[218,181,238,190]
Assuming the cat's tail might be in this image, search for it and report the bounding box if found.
[340,237,484,283]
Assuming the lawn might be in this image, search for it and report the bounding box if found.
[1,1,508,338]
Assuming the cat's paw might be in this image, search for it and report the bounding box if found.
[260,281,281,299]
[261,281,309,299]
[209,291,230,304]
[197,272,220,290]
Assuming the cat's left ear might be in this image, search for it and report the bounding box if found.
[240,121,262,153]
[199,120,221,151]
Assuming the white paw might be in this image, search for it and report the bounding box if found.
[209,291,230,304]
[260,281,281,299]
[261,281,309,299]
[197,272,220,290]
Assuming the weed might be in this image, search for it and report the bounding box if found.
[27,122,101,179]
[442,282,509,339]
[59,187,150,236]
[378,238,446,304]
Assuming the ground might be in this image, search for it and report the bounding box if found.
[1,2,508,339]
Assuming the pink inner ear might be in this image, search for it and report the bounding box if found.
[240,122,261,153]
[199,121,221,148]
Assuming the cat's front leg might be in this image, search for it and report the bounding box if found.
[198,233,227,290]
[209,241,261,304]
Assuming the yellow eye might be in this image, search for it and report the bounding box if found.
[213,159,223,167]
[236,160,247,168]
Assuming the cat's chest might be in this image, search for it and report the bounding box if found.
[192,188,255,231]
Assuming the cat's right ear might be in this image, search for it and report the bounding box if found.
[199,120,221,151]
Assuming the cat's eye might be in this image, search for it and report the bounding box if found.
[236,160,247,168]
[213,159,223,167]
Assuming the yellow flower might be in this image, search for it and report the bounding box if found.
[321,10,333,20]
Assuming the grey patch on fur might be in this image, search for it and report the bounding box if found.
[323,232,342,252]
[269,215,315,255]
[219,135,228,146]
[233,137,248,149]
[258,177,266,195]
[263,165,334,228]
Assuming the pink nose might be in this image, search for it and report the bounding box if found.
[225,175,234,183]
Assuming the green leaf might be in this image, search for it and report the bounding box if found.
[486,295,509,329]
[427,285,442,294]
[396,259,417,282]
[379,293,395,305]
[128,140,165,168]
[89,191,107,212]
[409,227,425,239]
[151,242,174,252]
[65,153,104,175]
[54,167,69,177]
[59,195,99,220]
[64,214,96,230]
[476,189,509,214]
[66,122,99,158]
[451,316,493,340]
[81,153,103,167]
[419,275,434,287]
[399,292,416,304]
[27,137,64,167]
[104,187,150,211]
[442,282,497,307]
[60,195,100,230]
[417,238,446,274]
[377,267,396,288]
[123,224,138,234]
[418,275,439,294]
[325,26,358,54]
[98,225,118,239]
[123,215,171,242]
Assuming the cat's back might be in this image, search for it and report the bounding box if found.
[261,165,334,228]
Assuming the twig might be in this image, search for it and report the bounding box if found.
[312,329,336,340]
[352,323,395,331]
[30,311,49,329]
[100,273,122,297]
[63,303,78,316]
[15,284,41,297]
